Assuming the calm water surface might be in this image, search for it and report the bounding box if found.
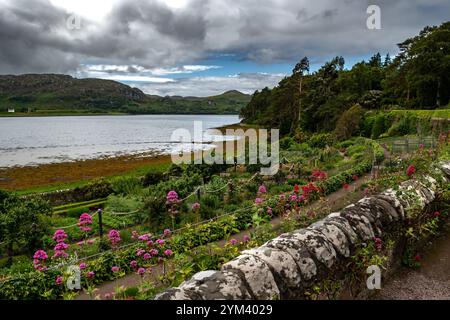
[0,115,239,167]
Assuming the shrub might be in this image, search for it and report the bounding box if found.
[371,113,388,139]
[142,172,166,187]
[308,133,334,149]
[335,104,364,140]
[66,206,90,218]
[111,176,142,195]
[79,179,114,200]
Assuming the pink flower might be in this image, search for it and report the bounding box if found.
[79,263,87,270]
[33,250,48,271]
[137,267,146,275]
[56,276,63,285]
[229,239,238,245]
[76,241,84,246]
[147,240,154,247]
[78,213,93,233]
[255,197,263,205]
[166,191,180,204]
[164,249,173,256]
[33,250,48,260]
[407,165,415,177]
[87,239,95,245]
[53,230,68,243]
[54,242,69,251]
[108,229,121,246]
[266,207,273,216]
[243,235,251,242]
[52,250,69,259]
[373,237,383,251]
[111,266,120,273]
[156,239,165,245]
[87,271,95,279]
[136,249,145,257]
[130,260,138,269]
[104,293,112,300]
[191,203,201,211]
[150,249,159,256]
[364,188,370,195]
[143,253,151,260]
[434,211,441,218]
[138,234,151,242]
[131,231,139,239]
[258,185,267,194]
[163,229,172,237]
[288,194,298,202]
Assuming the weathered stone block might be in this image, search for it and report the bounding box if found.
[308,222,351,257]
[221,254,280,300]
[264,237,317,281]
[282,229,337,268]
[340,206,375,240]
[179,270,252,300]
[242,247,303,296]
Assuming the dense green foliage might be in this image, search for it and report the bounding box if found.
[0,192,52,264]
[240,22,450,135]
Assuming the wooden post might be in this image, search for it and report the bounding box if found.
[97,209,103,239]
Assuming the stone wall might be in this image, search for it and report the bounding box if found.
[155,161,450,300]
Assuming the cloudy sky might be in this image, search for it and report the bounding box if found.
[0,0,448,96]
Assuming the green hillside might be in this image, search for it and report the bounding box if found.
[0,74,251,115]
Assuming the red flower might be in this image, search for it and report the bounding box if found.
[343,184,350,190]
[414,254,422,262]
[352,175,359,181]
[293,184,300,194]
[407,165,415,177]
[434,211,441,218]
[311,170,327,181]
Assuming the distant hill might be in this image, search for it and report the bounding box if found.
[0,74,251,115]
[139,90,252,115]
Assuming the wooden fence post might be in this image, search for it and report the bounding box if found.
[97,209,103,239]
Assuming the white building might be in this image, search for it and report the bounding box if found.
[7,108,15,113]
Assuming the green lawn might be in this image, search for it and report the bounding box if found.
[391,109,450,119]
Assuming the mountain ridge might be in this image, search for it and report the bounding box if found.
[0,74,251,115]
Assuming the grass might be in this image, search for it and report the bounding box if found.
[391,109,450,119]
[52,198,108,215]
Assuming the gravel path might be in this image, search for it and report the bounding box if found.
[374,224,450,300]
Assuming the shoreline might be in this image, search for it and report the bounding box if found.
[0,122,246,193]
[0,112,241,118]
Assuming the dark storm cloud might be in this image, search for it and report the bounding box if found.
[0,0,449,74]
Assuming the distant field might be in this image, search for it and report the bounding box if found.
[391,109,450,119]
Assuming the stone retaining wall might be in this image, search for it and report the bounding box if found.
[155,161,450,300]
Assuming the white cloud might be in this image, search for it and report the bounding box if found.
[131,73,286,97]
[78,64,220,76]
[91,74,175,83]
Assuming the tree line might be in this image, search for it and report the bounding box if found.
[240,22,450,137]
